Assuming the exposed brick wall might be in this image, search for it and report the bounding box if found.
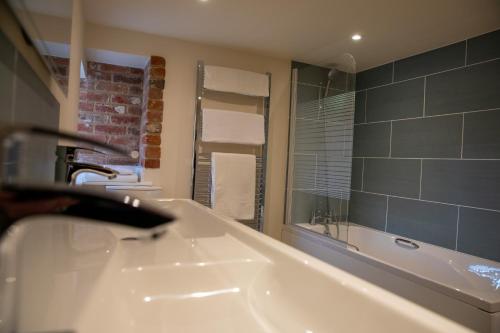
[47,56,165,168]
[48,56,69,94]
[77,61,144,165]
[140,56,166,169]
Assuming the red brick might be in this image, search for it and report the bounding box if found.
[142,158,160,169]
[130,68,144,75]
[80,80,94,90]
[111,115,141,126]
[150,56,165,67]
[144,122,162,133]
[149,79,165,90]
[51,56,69,65]
[109,137,132,146]
[127,105,142,116]
[95,124,126,135]
[79,91,87,101]
[128,86,143,95]
[97,63,129,73]
[79,102,93,112]
[87,70,111,81]
[87,92,108,103]
[77,123,92,133]
[128,127,141,136]
[94,104,115,113]
[147,100,163,111]
[150,67,165,79]
[148,87,163,99]
[145,111,163,122]
[95,81,128,94]
[113,74,142,85]
[142,134,161,145]
[144,146,161,159]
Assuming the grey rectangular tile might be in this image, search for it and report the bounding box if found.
[294,61,330,87]
[425,59,500,116]
[463,109,500,159]
[391,115,462,158]
[354,90,366,124]
[350,158,363,191]
[363,158,420,198]
[356,63,393,90]
[457,207,500,262]
[467,29,500,65]
[387,197,458,249]
[422,160,500,210]
[353,123,391,157]
[394,42,466,81]
[366,78,424,122]
[296,83,320,119]
[293,154,316,189]
[348,191,387,231]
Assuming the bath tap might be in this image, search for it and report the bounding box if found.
[309,209,322,225]
[0,125,175,239]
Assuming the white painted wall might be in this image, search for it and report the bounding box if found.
[84,24,291,239]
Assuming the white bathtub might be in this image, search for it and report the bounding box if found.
[284,223,500,333]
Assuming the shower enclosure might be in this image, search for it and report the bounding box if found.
[285,56,356,244]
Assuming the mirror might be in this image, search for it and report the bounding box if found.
[7,0,73,95]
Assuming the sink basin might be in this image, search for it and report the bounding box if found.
[0,199,473,332]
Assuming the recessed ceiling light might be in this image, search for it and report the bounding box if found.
[351,34,362,41]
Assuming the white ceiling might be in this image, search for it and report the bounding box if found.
[49,0,500,71]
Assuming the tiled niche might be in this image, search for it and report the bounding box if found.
[350,29,500,262]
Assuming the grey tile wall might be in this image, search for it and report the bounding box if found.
[366,78,424,122]
[350,29,500,262]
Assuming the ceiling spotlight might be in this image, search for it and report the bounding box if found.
[351,34,362,41]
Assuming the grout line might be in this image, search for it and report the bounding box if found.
[350,189,500,213]
[361,56,500,91]
[352,107,500,126]
[455,207,460,250]
[419,159,423,199]
[460,113,465,159]
[464,39,468,66]
[364,89,368,123]
[389,121,393,157]
[384,196,389,232]
[361,158,365,191]
[422,77,427,117]
[350,156,500,161]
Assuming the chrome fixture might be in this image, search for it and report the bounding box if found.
[323,68,337,98]
[0,125,175,239]
[68,163,119,185]
[309,209,322,225]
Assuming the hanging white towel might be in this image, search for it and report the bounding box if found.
[202,108,265,145]
[211,153,256,220]
[204,65,269,97]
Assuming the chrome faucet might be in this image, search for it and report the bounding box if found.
[68,163,119,185]
[0,125,175,239]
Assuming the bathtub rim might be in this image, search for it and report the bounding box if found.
[284,223,499,314]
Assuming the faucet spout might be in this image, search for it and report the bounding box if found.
[0,183,175,238]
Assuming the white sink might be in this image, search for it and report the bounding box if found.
[0,199,473,332]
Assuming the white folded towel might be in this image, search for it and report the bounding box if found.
[204,65,269,97]
[211,153,256,220]
[202,108,265,145]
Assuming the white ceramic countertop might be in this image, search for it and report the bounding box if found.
[0,199,473,333]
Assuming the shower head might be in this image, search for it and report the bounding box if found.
[324,67,338,98]
[327,68,337,80]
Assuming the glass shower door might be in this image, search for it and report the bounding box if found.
[286,56,356,244]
